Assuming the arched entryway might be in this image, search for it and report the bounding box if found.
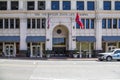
[52,25,69,57]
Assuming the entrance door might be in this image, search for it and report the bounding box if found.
[5,45,14,57]
[32,46,40,57]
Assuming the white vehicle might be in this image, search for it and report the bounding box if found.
[98,49,120,61]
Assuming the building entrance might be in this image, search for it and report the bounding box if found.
[32,46,40,57]
[5,44,15,57]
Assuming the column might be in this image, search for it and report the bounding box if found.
[35,1,38,10]
[60,1,62,10]
[19,0,23,10]
[46,0,51,10]
[95,15,102,50]
[20,17,27,51]
[7,0,10,10]
[30,42,32,57]
[40,43,43,58]
[3,42,5,55]
[14,43,16,57]
[71,0,76,10]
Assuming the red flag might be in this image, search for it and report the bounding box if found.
[75,13,84,29]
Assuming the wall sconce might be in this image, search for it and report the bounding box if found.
[46,39,49,41]
[73,39,76,41]
[73,26,75,29]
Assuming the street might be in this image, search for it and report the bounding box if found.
[0,59,120,80]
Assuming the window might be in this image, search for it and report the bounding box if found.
[77,1,84,10]
[37,19,40,28]
[51,1,59,10]
[102,19,106,29]
[16,19,20,28]
[87,1,94,10]
[76,23,80,29]
[32,19,35,29]
[91,19,94,29]
[63,1,71,10]
[27,19,31,29]
[0,19,3,29]
[104,1,111,10]
[108,19,112,29]
[81,19,85,28]
[38,1,45,10]
[5,19,9,29]
[115,1,120,10]
[11,1,18,10]
[86,19,89,29]
[27,1,34,10]
[113,19,117,29]
[10,19,14,29]
[53,38,65,45]
[0,1,7,10]
[42,18,46,28]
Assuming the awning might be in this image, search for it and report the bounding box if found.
[76,36,96,42]
[0,36,20,42]
[102,36,120,41]
[26,36,46,42]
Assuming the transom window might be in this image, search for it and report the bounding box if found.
[103,1,111,10]
[0,1,7,10]
[11,1,19,10]
[51,1,59,10]
[63,1,71,10]
[38,1,45,10]
[27,1,34,10]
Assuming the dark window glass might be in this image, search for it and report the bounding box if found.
[115,1,120,10]
[91,19,94,29]
[10,19,14,29]
[119,19,120,29]
[81,19,85,28]
[104,1,111,10]
[0,1,7,10]
[42,18,46,29]
[113,19,117,29]
[5,19,8,29]
[27,19,31,29]
[27,1,34,10]
[77,1,84,10]
[86,19,89,29]
[16,19,20,28]
[0,19,3,29]
[32,19,35,29]
[87,1,94,10]
[38,1,45,10]
[37,19,40,28]
[63,1,71,10]
[108,19,112,29]
[11,1,18,10]
[51,1,59,10]
[76,23,80,29]
[53,38,65,45]
[102,19,106,29]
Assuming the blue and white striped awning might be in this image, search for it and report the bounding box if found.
[0,36,20,42]
[26,36,46,42]
[76,36,96,42]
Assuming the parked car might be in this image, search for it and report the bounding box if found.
[98,49,120,61]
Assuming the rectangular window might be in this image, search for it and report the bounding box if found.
[11,1,18,10]
[81,19,85,28]
[10,19,14,29]
[115,1,120,10]
[51,1,59,10]
[5,19,8,29]
[27,1,34,10]
[16,19,20,28]
[38,1,45,10]
[102,19,106,29]
[91,19,94,29]
[37,19,40,28]
[86,19,89,29]
[0,1,7,10]
[63,1,71,10]
[76,23,80,29]
[42,18,46,29]
[113,19,117,29]
[87,1,94,10]
[108,19,112,29]
[0,19,3,29]
[32,19,35,29]
[27,19,31,29]
[104,1,111,10]
[77,1,84,10]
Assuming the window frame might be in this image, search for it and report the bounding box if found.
[27,1,35,10]
[11,1,19,10]
[87,1,94,10]
[77,1,84,10]
[63,1,71,10]
[103,1,111,10]
[38,1,45,10]
[51,1,59,10]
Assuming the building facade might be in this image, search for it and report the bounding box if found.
[0,0,120,58]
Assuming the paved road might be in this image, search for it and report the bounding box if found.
[0,59,120,80]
